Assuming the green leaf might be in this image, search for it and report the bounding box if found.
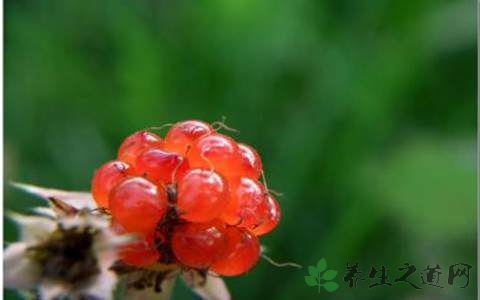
[304,276,317,287]
[323,281,339,292]
[358,138,476,238]
[317,258,327,272]
[308,266,318,277]
[321,270,338,280]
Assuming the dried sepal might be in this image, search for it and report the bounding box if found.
[4,243,42,289]
[7,212,56,244]
[11,182,96,211]
[182,270,231,300]
[111,261,178,300]
[4,211,126,300]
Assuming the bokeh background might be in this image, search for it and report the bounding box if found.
[4,1,476,299]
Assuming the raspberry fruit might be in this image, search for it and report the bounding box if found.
[136,148,189,184]
[91,160,133,208]
[171,220,227,268]
[187,133,243,179]
[92,120,282,276]
[221,177,267,229]
[176,169,229,222]
[251,194,281,236]
[118,131,163,167]
[109,177,167,234]
[210,227,260,276]
[164,120,214,156]
[238,143,263,180]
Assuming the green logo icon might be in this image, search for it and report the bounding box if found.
[305,258,339,293]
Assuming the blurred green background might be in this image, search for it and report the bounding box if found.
[4,1,476,299]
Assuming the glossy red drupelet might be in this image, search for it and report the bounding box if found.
[118,131,164,167]
[187,133,243,179]
[136,148,189,184]
[112,222,160,267]
[163,120,214,156]
[238,143,263,180]
[109,177,168,234]
[210,226,260,276]
[91,160,133,208]
[176,169,229,222]
[220,177,267,229]
[171,220,227,269]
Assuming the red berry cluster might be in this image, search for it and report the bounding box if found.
[91,120,280,276]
